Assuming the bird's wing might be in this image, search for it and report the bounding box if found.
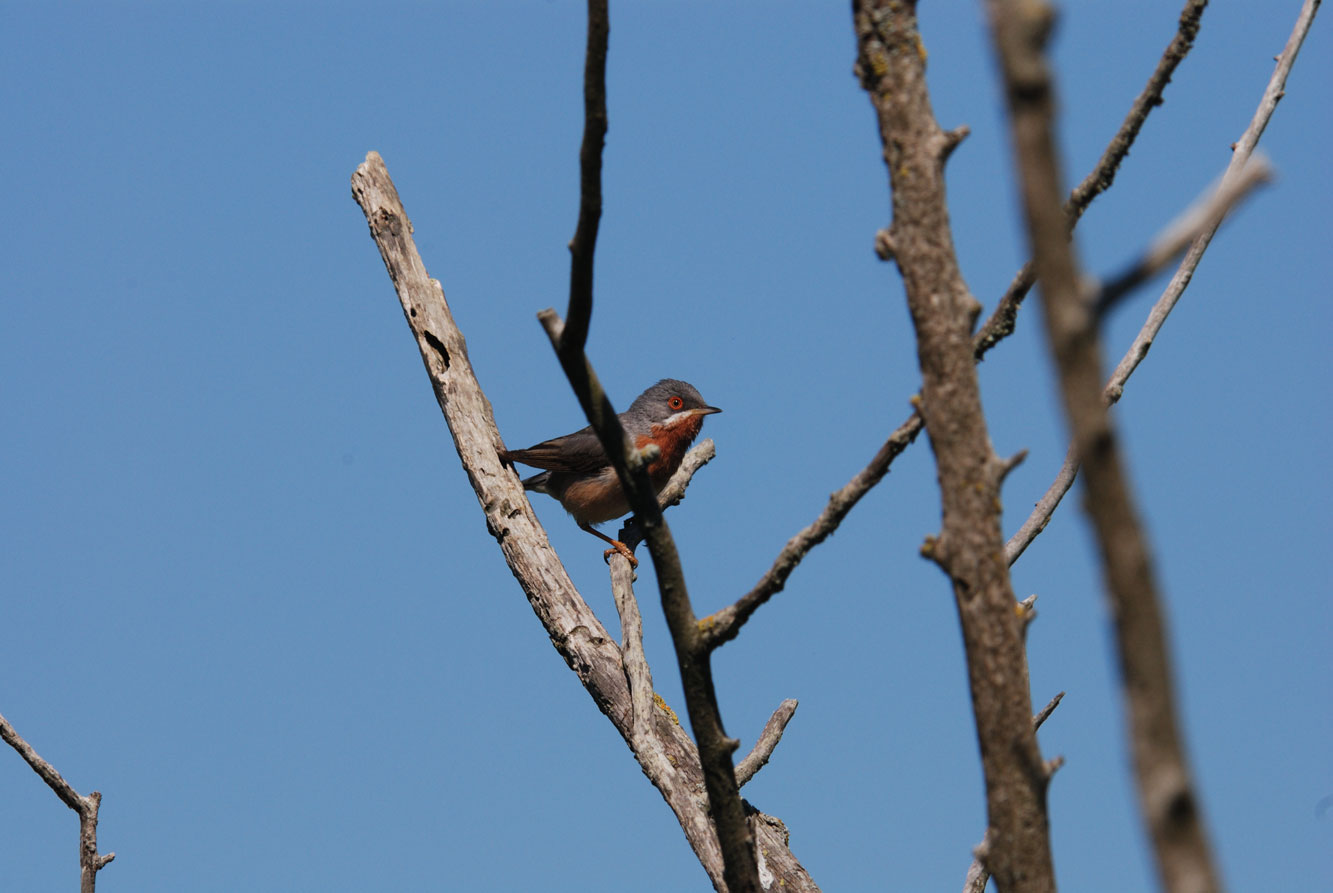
[502,426,610,473]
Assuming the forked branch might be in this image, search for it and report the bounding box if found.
[854,2,1056,889]
[1,711,114,893]
[351,151,814,892]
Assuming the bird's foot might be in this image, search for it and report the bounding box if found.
[603,540,639,569]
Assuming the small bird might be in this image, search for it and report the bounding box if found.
[501,379,721,567]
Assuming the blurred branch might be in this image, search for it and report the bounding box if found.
[984,0,1238,888]
[853,3,1057,891]
[1005,158,1272,564]
[1094,156,1272,317]
[1007,0,1319,564]
[351,151,814,892]
[1,711,114,892]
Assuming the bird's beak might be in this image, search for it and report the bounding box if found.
[697,405,722,415]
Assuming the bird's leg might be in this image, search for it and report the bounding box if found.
[579,522,638,569]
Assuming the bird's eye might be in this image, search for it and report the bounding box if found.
[668,396,684,410]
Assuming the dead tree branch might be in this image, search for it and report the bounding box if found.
[700,412,923,650]
[962,691,1067,893]
[1094,156,1271,317]
[735,700,799,789]
[350,151,814,892]
[1,711,114,893]
[981,0,1271,887]
[973,0,1209,358]
[854,2,1056,890]
[703,0,1207,651]
[536,5,765,889]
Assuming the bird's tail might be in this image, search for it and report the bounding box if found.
[519,470,551,493]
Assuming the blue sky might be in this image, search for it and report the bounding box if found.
[2,2,1328,891]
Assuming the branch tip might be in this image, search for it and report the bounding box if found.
[1033,690,1065,730]
[939,124,971,160]
[874,228,896,261]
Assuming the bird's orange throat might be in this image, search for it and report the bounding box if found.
[637,414,705,487]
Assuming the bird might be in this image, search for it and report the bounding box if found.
[501,379,721,567]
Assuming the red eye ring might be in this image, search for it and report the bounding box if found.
[668,396,684,410]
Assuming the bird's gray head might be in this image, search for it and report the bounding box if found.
[624,379,721,427]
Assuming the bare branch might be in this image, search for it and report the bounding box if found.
[562,0,608,353]
[1033,691,1065,731]
[700,413,923,651]
[1,711,115,892]
[962,690,1067,892]
[1007,0,1320,563]
[854,3,1056,890]
[963,833,993,893]
[535,6,763,889]
[1008,157,1270,565]
[351,151,815,892]
[610,556,657,749]
[984,0,1245,886]
[1095,156,1272,317]
[708,0,1210,651]
[1007,443,1078,565]
[973,0,1209,359]
[735,700,799,789]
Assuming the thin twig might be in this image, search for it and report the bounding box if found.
[1033,691,1066,731]
[562,0,608,353]
[1007,156,1271,565]
[735,700,799,788]
[973,0,1209,359]
[540,5,761,889]
[700,413,923,650]
[1,711,115,892]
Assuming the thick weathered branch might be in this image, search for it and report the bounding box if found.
[1,711,115,893]
[351,151,814,892]
[1006,0,1319,563]
[854,3,1056,891]
[962,691,1067,893]
[984,0,1240,888]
